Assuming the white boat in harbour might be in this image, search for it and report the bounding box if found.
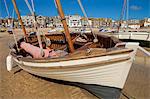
[12,42,138,89]
[9,31,139,98]
[6,0,140,98]
[112,31,150,41]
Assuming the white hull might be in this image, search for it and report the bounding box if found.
[12,43,139,89]
[112,32,150,41]
[15,55,132,89]
[10,43,139,89]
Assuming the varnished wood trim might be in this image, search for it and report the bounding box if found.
[15,48,133,63]
[19,56,130,72]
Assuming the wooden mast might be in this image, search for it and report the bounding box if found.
[12,0,29,42]
[55,0,75,53]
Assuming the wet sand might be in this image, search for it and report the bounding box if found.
[0,32,150,99]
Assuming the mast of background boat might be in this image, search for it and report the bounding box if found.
[4,0,10,18]
[11,9,19,51]
[117,0,127,32]
[12,0,29,42]
[126,0,129,29]
[54,0,75,53]
[4,0,11,28]
[4,0,19,51]
[24,0,44,56]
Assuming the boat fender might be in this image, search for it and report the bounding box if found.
[93,38,98,43]
[6,55,13,71]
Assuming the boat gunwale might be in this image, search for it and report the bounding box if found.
[19,56,131,70]
[11,48,133,63]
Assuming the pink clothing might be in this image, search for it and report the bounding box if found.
[20,42,57,58]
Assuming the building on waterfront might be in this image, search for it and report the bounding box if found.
[128,19,141,29]
[120,20,128,28]
[36,15,46,28]
[90,18,100,28]
[128,23,141,29]
[46,15,82,28]
[100,18,112,27]
[67,15,82,27]
[54,16,63,27]
[45,17,54,28]
[0,18,2,25]
[0,18,7,27]
[111,20,118,28]
[3,14,149,29]
[144,18,150,27]
[0,18,15,28]
[13,19,19,28]
[81,17,92,28]
[21,15,47,28]
[90,18,112,28]
[45,16,62,28]
[21,15,34,28]
[128,19,140,24]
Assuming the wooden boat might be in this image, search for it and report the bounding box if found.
[7,0,139,98]
[12,35,137,90]
[8,32,139,98]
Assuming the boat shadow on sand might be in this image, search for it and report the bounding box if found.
[30,73,121,99]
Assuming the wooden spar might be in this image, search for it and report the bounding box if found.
[55,0,75,53]
[12,0,29,42]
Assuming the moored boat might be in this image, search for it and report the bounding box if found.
[9,32,139,98]
[6,0,140,98]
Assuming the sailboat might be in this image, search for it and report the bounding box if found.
[115,0,150,42]
[6,0,139,98]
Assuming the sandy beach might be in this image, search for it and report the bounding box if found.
[0,31,150,99]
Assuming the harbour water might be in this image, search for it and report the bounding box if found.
[0,31,149,99]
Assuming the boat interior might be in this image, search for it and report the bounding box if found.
[11,32,133,61]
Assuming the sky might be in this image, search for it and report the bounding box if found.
[0,0,150,20]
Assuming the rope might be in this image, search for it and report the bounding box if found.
[77,0,98,42]
[4,0,10,17]
[24,0,44,57]
[12,29,19,51]
[4,0,19,51]
[12,9,19,50]
[126,0,129,28]
[11,9,19,51]
[120,0,127,21]
[54,0,57,8]
[31,0,35,12]
[11,9,14,19]
[126,0,129,21]
[24,0,34,15]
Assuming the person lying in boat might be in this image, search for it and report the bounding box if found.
[17,39,68,58]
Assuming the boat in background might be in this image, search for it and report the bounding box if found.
[114,0,150,42]
[111,31,150,41]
